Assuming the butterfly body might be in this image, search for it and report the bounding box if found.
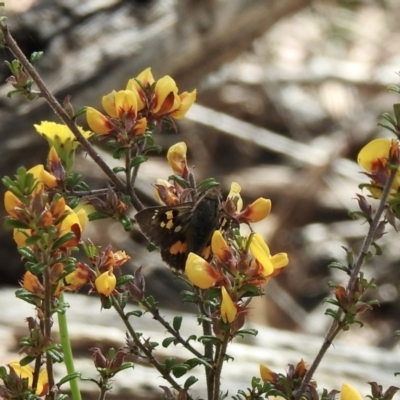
[135,189,233,271]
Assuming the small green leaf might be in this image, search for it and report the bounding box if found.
[119,215,133,231]
[164,357,176,371]
[162,337,176,348]
[144,145,162,154]
[184,376,198,389]
[130,155,148,168]
[17,247,37,262]
[57,372,81,387]
[116,274,134,285]
[235,328,258,337]
[126,310,143,318]
[88,211,110,221]
[47,348,64,363]
[19,356,36,366]
[171,363,189,378]
[29,262,47,275]
[113,166,126,174]
[173,316,182,332]
[112,147,126,159]
[52,232,76,250]
[4,219,30,229]
[187,335,197,343]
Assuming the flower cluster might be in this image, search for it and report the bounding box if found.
[358,138,400,217]
[150,142,289,330]
[86,68,196,144]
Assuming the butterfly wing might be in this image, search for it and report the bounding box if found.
[135,203,194,270]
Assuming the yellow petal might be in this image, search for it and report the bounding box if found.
[185,252,218,289]
[211,230,230,262]
[260,364,275,382]
[95,268,116,296]
[170,90,197,119]
[249,234,274,277]
[115,90,138,119]
[340,384,362,400]
[220,287,237,323]
[357,138,391,172]
[152,75,179,114]
[228,182,243,212]
[167,142,187,175]
[102,91,118,118]
[86,107,113,135]
[4,191,22,218]
[245,198,271,222]
[28,164,58,189]
[270,253,289,270]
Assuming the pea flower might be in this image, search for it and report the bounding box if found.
[167,142,188,177]
[249,233,289,280]
[35,121,92,172]
[220,287,237,323]
[185,252,224,289]
[357,138,400,199]
[340,383,362,400]
[21,271,45,296]
[95,268,116,296]
[8,361,49,396]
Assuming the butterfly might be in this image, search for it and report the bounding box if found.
[135,189,238,271]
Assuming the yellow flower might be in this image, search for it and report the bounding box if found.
[185,252,222,289]
[340,383,362,400]
[58,206,87,247]
[240,198,271,223]
[86,106,114,135]
[13,228,29,246]
[4,190,23,218]
[151,76,196,119]
[95,268,116,296]
[259,364,276,382]
[65,262,90,291]
[249,233,289,278]
[21,271,44,295]
[35,121,92,172]
[34,121,92,149]
[28,164,58,189]
[127,67,155,92]
[220,287,237,323]
[358,138,392,172]
[211,230,232,263]
[169,90,197,119]
[8,361,49,396]
[227,182,243,212]
[114,90,139,119]
[167,142,188,176]
[102,90,118,118]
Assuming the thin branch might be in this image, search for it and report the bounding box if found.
[294,167,397,399]
[0,21,126,194]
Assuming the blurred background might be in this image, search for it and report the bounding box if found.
[1,0,400,380]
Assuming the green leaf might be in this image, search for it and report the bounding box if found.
[113,166,126,174]
[126,310,144,318]
[325,308,339,320]
[144,145,162,154]
[29,262,47,275]
[52,232,76,250]
[173,316,182,332]
[171,363,189,378]
[162,337,176,348]
[15,289,41,306]
[164,357,176,371]
[130,155,148,168]
[17,247,37,262]
[184,376,198,389]
[116,274,134,285]
[19,356,36,366]
[57,372,81,387]
[112,147,126,159]
[47,348,64,363]
[4,219,30,229]
[377,123,398,135]
[235,328,258,338]
[328,262,349,273]
[119,215,133,231]
[187,335,197,343]
[113,362,135,373]
[88,211,110,221]
[197,335,221,345]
